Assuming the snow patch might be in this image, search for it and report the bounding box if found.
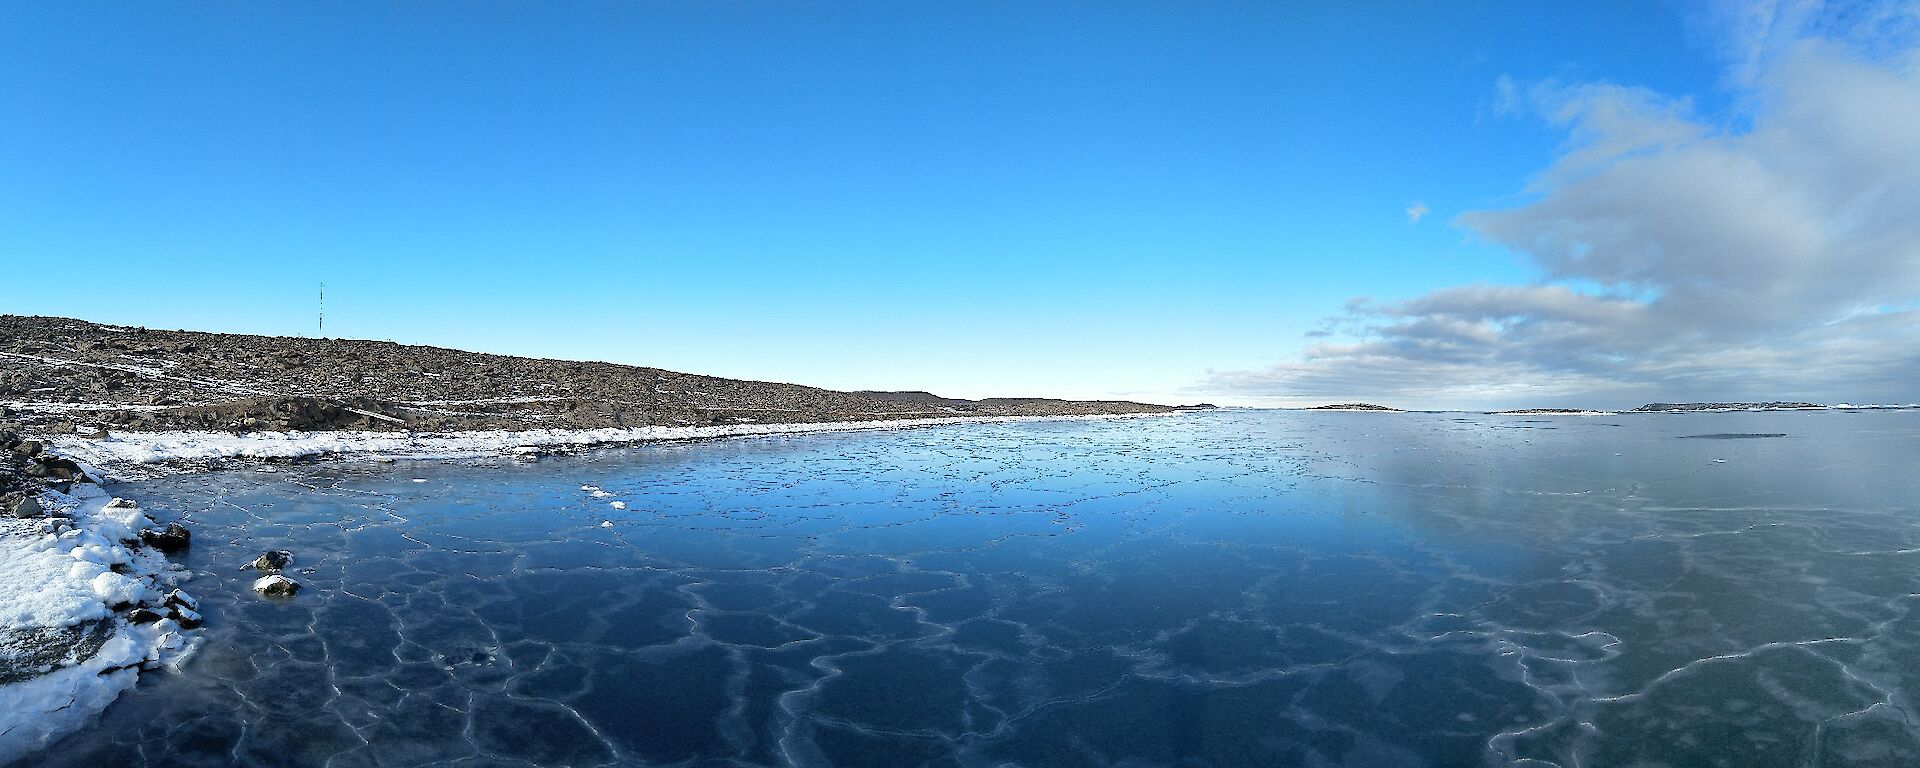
[0,483,197,762]
[53,413,1176,469]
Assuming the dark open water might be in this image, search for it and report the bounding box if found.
[26,409,1920,767]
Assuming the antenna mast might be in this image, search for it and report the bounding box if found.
[319,282,325,336]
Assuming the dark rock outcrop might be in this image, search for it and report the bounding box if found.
[139,523,192,552]
[8,496,41,519]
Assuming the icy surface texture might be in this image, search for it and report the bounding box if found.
[25,409,1920,767]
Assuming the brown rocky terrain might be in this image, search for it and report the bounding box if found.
[0,315,1184,437]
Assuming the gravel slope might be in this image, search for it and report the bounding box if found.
[0,315,1182,436]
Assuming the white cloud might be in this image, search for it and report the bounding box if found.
[1208,9,1920,409]
[1493,73,1522,116]
[1405,202,1431,224]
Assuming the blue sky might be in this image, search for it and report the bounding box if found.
[4,2,1914,407]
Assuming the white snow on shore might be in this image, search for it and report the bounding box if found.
[52,413,1174,469]
[0,484,197,762]
[1,401,179,414]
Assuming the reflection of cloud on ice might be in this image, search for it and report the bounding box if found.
[1212,7,1920,408]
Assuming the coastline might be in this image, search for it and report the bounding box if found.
[0,314,1199,762]
[51,411,1184,475]
[0,409,1182,763]
[4,405,1908,762]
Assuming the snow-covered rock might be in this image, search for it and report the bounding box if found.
[0,482,198,762]
[251,574,300,597]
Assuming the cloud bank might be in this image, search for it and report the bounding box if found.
[1211,3,1920,409]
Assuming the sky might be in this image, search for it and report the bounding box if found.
[2,1,1915,409]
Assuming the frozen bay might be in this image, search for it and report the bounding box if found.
[26,409,1920,767]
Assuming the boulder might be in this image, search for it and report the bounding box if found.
[243,549,293,573]
[251,574,301,597]
[8,496,41,519]
[34,456,83,480]
[126,608,166,624]
[105,497,139,509]
[140,523,192,552]
[168,605,203,629]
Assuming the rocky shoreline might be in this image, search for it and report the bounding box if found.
[0,314,1203,762]
[0,434,199,761]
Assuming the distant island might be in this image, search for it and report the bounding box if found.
[1491,408,1611,415]
[1630,402,1826,412]
[1306,403,1402,412]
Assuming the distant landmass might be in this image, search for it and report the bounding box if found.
[1307,403,1402,412]
[1630,402,1826,412]
[0,316,1179,435]
[1492,408,1610,415]
[857,391,1215,412]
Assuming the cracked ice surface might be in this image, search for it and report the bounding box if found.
[23,409,1920,767]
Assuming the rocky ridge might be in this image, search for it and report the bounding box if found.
[0,315,1182,437]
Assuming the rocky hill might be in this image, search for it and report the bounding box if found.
[0,316,1179,436]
